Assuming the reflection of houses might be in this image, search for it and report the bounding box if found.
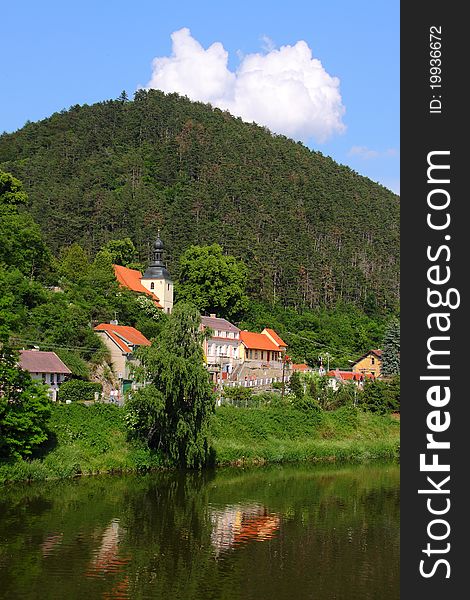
[113,233,173,313]
[94,323,150,393]
[351,349,382,377]
[210,504,280,556]
[201,315,241,382]
[19,350,71,401]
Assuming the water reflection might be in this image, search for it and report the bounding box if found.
[210,504,280,556]
[0,463,399,600]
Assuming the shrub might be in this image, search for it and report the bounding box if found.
[58,379,102,403]
[360,378,399,414]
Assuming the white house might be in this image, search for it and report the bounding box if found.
[19,350,71,401]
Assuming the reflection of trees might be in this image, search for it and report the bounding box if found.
[0,464,399,600]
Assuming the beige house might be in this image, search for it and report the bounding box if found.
[94,323,151,395]
[19,350,71,401]
[200,314,241,382]
[351,349,382,377]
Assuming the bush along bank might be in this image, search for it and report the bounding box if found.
[0,402,399,484]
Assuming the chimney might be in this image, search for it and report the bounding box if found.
[110,319,118,326]
[210,314,216,318]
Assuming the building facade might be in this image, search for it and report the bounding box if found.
[94,323,151,396]
[351,349,382,377]
[200,314,241,382]
[19,350,71,401]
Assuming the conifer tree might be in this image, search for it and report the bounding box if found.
[381,317,400,376]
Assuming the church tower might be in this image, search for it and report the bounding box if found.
[140,232,174,313]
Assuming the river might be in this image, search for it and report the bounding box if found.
[0,463,399,599]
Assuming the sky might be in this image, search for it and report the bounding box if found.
[1,0,399,193]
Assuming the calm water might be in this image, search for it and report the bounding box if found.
[0,463,399,600]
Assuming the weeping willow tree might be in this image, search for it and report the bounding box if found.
[126,302,215,468]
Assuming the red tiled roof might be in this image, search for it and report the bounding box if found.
[95,324,151,354]
[327,370,374,381]
[240,331,280,351]
[292,363,310,371]
[113,264,163,308]
[19,351,72,374]
[263,328,287,347]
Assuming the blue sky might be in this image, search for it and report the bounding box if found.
[1,0,399,193]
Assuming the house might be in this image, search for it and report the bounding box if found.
[351,349,382,377]
[19,350,71,401]
[239,330,286,365]
[262,328,288,352]
[200,314,241,382]
[113,232,173,313]
[327,369,374,390]
[291,363,312,373]
[94,323,151,395]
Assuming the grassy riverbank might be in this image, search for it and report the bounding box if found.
[0,403,400,484]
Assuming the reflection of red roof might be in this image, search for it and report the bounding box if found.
[19,351,71,374]
[240,331,280,351]
[327,370,374,381]
[263,328,287,348]
[95,324,151,354]
[113,265,162,308]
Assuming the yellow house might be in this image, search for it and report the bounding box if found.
[351,349,382,377]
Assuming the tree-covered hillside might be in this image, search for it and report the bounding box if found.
[0,90,399,312]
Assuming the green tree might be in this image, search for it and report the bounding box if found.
[103,238,136,267]
[57,243,90,282]
[381,317,400,376]
[176,244,249,319]
[126,303,215,467]
[289,370,304,400]
[0,171,50,276]
[0,344,51,458]
[360,378,399,414]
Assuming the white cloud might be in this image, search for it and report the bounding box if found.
[146,28,345,143]
[349,146,398,160]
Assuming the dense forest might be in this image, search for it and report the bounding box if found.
[0,89,399,313]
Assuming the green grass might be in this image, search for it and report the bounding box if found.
[0,403,163,484]
[0,403,400,484]
[211,405,400,465]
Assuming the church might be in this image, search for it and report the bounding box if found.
[113,233,174,313]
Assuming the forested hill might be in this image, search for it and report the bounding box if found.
[0,90,399,312]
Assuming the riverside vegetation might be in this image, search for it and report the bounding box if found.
[0,402,399,485]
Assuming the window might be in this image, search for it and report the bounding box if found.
[150,282,155,290]
[371,357,375,365]
[167,283,170,290]
[255,351,259,359]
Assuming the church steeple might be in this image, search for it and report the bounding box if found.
[142,231,172,280]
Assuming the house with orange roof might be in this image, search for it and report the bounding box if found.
[327,369,374,390]
[94,322,151,394]
[291,363,312,373]
[262,328,287,351]
[239,330,286,365]
[351,349,382,377]
[113,232,173,313]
